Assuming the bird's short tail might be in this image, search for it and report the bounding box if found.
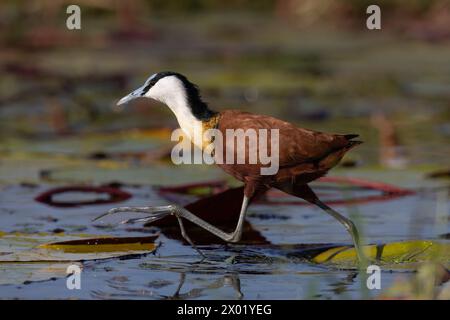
[343,134,363,150]
[344,134,359,140]
[319,134,362,169]
[308,133,362,171]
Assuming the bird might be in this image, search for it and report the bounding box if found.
[95,71,365,262]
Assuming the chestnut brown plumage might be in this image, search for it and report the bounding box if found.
[215,110,362,198]
[95,72,365,262]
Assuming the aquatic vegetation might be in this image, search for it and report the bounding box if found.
[0,3,449,300]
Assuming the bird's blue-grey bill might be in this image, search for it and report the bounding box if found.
[117,86,145,105]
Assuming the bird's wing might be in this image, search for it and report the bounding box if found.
[218,110,353,168]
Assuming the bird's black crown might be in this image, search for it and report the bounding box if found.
[143,71,217,121]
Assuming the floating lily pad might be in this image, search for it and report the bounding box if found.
[0,232,158,262]
[38,236,158,254]
[0,232,158,285]
[310,240,450,269]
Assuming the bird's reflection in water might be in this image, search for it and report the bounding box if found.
[164,272,243,300]
[91,272,243,300]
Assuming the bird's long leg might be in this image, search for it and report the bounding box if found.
[313,199,366,264]
[276,183,367,264]
[168,196,249,243]
[94,196,250,255]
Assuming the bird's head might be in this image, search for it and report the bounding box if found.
[117,71,216,121]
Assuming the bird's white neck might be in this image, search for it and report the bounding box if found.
[144,75,211,148]
[164,94,204,144]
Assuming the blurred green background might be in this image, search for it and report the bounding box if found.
[0,0,449,173]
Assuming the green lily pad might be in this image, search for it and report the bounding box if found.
[311,240,450,269]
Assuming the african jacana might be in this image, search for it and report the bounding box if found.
[95,72,365,262]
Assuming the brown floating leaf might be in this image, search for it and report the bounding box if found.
[39,235,158,253]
